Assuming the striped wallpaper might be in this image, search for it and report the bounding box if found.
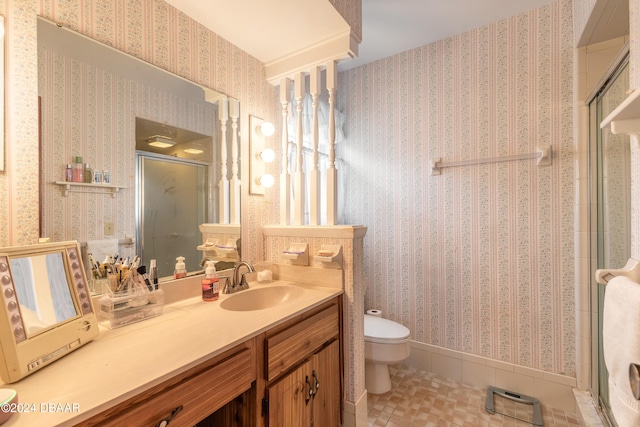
[631,1,640,261]
[572,0,596,46]
[338,0,576,375]
[0,0,280,257]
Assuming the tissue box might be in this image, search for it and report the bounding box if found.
[98,288,164,329]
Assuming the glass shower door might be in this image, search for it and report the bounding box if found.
[589,58,630,426]
[137,154,207,279]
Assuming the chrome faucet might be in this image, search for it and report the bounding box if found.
[229,260,254,293]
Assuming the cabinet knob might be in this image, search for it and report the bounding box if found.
[155,405,183,427]
[312,370,320,394]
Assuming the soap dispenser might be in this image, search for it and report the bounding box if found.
[174,256,187,279]
[201,260,219,302]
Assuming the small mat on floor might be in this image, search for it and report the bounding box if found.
[485,386,543,426]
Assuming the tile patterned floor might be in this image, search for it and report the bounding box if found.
[367,365,584,427]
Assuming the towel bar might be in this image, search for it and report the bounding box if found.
[595,258,640,284]
[431,144,551,175]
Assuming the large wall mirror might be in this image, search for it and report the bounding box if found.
[37,17,241,283]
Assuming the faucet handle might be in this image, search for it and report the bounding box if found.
[219,276,232,294]
[239,272,251,290]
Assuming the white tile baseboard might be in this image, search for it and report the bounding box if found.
[342,389,368,427]
[405,340,578,413]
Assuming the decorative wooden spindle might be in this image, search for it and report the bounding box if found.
[280,77,292,225]
[309,66,321,225]
[293,72,306,225]
[229,98,240,224]
[326,61,338,225]
[218,97,230,224]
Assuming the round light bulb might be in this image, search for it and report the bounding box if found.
[259,173,275,188]
[260,122,275,137]
[260,148,276,163]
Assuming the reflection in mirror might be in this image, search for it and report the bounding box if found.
[11,252,77,334]
[135,118,212,278]
[37,17,241,285]
[198,223,241,269]
[136,117,213,162]
[136,154,208,279]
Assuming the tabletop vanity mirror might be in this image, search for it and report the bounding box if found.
[0,241,98,383]
[37,17,241,285]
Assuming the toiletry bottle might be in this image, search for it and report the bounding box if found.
[73,156,84,182]
[64,164,73,182]
[84,163,94,183]
[174,256,187,279]
[149,259,158,290]
[201,260,219,302]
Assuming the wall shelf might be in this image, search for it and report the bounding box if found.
[54,181,126,198]
[313,245,343,269]
[197,238,239,259]
[600,88,640,147]
[282,243,309,266]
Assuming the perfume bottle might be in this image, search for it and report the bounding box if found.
[84,163,94,183]
[73,156,84,183]
[64,164,73,182]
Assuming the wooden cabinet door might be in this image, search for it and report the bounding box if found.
[311,340,340,427]
[268,359,313,427]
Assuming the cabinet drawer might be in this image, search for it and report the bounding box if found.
[81,342,255,427]
[266,303,339,382]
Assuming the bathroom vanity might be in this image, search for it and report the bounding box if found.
[0,279,342,426]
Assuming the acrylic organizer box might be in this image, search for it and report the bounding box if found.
[98,287,164,329]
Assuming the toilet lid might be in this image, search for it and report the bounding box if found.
[364,314,410,343]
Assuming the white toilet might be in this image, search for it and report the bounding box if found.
[364,314,411,394]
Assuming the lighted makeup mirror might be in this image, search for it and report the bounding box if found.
[0,241,98,383]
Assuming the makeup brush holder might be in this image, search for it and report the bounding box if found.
[98,287,164,329]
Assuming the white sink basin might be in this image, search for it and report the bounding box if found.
[219,285,305,311]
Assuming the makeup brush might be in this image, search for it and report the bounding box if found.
[137,265,153,291]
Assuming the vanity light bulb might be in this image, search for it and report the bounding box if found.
[260,148,276,163]
[259,174,275,188]
[260,122,275,137]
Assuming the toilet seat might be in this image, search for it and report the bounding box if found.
[364,314,410,344]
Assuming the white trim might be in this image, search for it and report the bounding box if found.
[405,340,578,413]
[263,224,367,239]
[342,389,368,427]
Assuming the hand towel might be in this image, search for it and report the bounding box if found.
[603,275,640,426]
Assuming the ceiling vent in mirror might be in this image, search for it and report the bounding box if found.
[183,148,204,154]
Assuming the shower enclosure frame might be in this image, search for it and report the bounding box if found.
[135,151,211,279]
[587,49,630,427]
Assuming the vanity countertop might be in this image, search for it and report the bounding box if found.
[0,280,342,426]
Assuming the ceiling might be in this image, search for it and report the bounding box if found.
[164,0,350,66]
[165,0,629,73]
[343,0,556,71]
